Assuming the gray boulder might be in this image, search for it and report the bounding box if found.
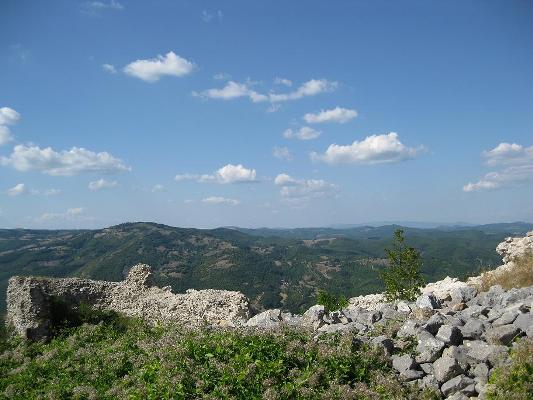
[460,319,486,340]
[463,340,508,366]
[370,335,395,356]
[440,374,475,397]
[424,313,447,335]
[433,356,463,383]
[416,331,445,363]
[513,313,533,333]
[246,309,282,328]
[492,310,519,326]
[416,294,440,310]
[392,354,417,373]
[485,324,521,345]
[302,305,326,330]
[436,325,463,345]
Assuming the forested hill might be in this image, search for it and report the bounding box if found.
[0,222,531,314]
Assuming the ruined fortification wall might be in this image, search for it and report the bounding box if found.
[6,264,250,340]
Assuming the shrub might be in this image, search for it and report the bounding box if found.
[0,318,431,399]
[480,251,533,292]
[487,338,533,400]
[316,290,348,312]
[380,229,426,301]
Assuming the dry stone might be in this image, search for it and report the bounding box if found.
[6,264,250,340]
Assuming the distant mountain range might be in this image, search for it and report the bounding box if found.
[1,221,531,314]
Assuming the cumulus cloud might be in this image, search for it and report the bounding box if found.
[175,164,257,184]
[202,196,240,205]
[38,207,85,222]
[283,126,321,141]
[0,107,20,146]
[463,142,533,192]
[304,106,358,124]
[273,146,292,161]
[1,144,131,176]
[88,178,118,191]
[483,142,533,167]
[274,173,338,201]
[43,188,61,196]
[102,63,117,74]
[7,183,27,196]
[194,78,337,103]
[124,51,194,82]
[202,10,223,23]
[311,132,420,165]
[274,77,292,87]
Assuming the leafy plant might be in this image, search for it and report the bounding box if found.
[488,338,533,400]
[316,290,348,312]
[380,229,426,301]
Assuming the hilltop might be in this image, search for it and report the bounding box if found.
[0,222,531,314]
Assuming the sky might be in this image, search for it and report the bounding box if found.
[1,0,532,229]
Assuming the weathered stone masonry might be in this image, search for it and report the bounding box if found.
[6,264,250,340]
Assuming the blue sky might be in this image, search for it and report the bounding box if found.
[1,0,532,229]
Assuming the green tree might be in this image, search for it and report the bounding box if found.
[381,229,425,301]
[316,290,348,313]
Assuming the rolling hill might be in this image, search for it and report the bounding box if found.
[1,221,531,314]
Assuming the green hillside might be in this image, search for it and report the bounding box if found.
[0,222,530,314]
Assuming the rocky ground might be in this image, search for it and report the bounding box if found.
[244,232,533,399]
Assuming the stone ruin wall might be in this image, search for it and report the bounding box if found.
[6,264,250,340]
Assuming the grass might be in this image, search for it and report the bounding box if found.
[480,251,533,292]
[487,338,533,400]
[0,314,440,400]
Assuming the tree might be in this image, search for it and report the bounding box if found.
[380,229,425,301]
[316,290,348,313]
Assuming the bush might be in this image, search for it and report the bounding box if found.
[380,229,426,301]
[480,251,533,292]
[316,290,348,313]
[487,338,533,400]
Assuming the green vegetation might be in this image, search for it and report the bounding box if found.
[0,222,529,314]
[316,290,348,313]
[0,316,438,399]
[380,230,425,301]
[487,338,533,400]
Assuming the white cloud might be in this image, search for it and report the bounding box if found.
[202,10,223,23]
[464,142,533,192]
[273,146,292,161]
[1,144,131,176]
[311,132,420,165]
[304,106,358,124]
[193,81,268,102]
[194,78,337,103]
[274,77,292,87]
[84,0,123,10]
[0,107,20,126]
[151,184,165,192]
[123,51,194,82]
[274,173,338,201]
[483,142,533,167]
[175,164,257,184]
[81,0,123,15]
[0,126,13,146]
[0,107,20,146]
[88,178,118,191]
[202,196,240,205]
[283,126,320,141]
[38,207,85,222]
[7,183,27,196]
[102,63,117,74]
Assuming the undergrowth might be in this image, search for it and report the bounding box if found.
[0,315,439,399]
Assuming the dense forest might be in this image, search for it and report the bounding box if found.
[0,222,531,314]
